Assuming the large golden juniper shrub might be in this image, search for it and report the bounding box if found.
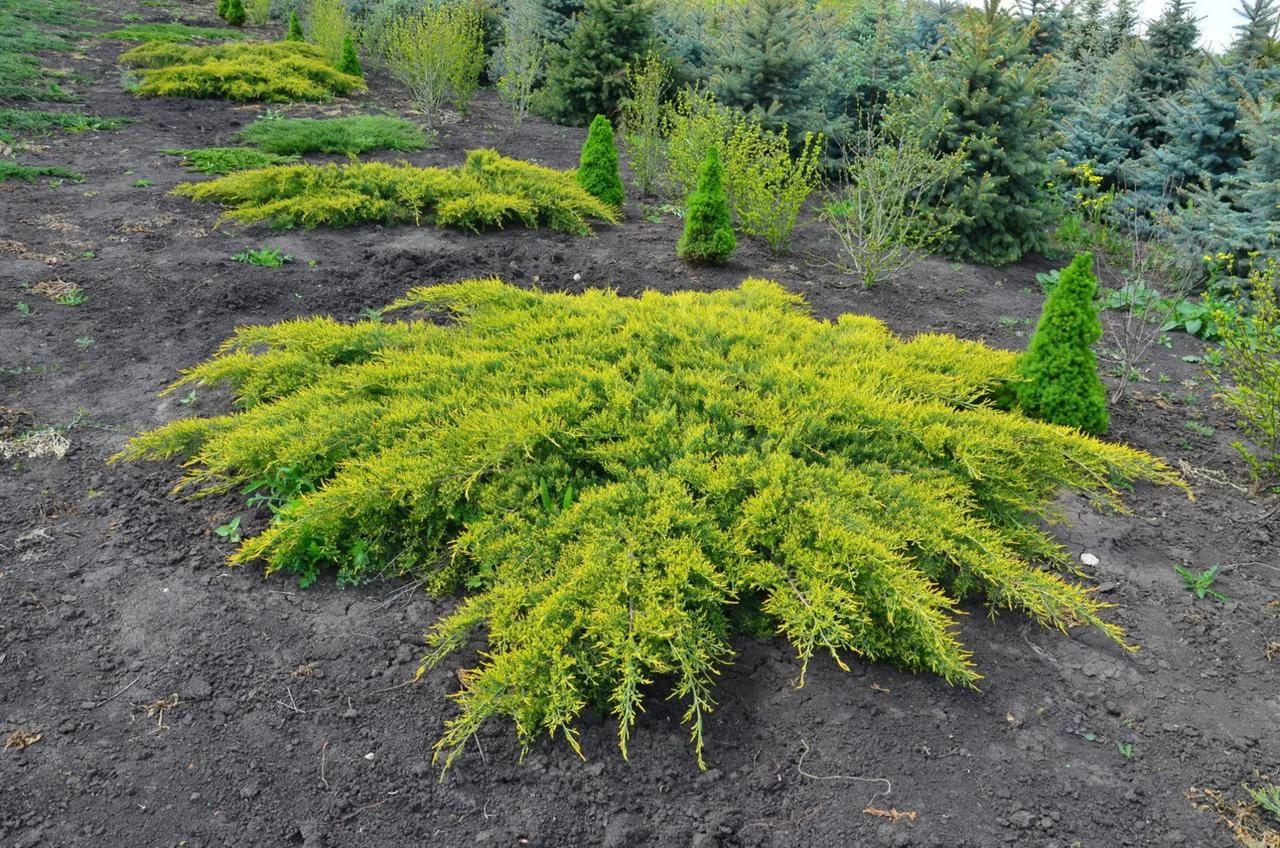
[120,41,364,102]
[116,280,1181,767]
[172,148,618,233]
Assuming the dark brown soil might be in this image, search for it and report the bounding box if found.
[2,4,1278,847]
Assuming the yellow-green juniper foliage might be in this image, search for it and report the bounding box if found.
[120,41,364,102]
[116,279,1182,767]
[171,148,618,234]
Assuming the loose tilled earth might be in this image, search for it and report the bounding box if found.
[2,4,1278,847]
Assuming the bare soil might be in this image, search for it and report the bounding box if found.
[2,4,1277,847]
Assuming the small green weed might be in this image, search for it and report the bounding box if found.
[214,516,242,543]
[74,336,94,349]
[54,288,86,306]
[15,301,32,316]
[132,178,154,188]
[1184,420,1215,437]
[1117,741,1133,758]
[233,246,292,267]
[1174,564,1227,601]
[1247,783,1280,823]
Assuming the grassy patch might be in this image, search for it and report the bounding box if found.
[0,108,128,137]
[173,148,618,234]
[0,0,86,102]
[120,41,364,103]
[0,161,83,182]
[238,114,433,156]
[117,278,1181,767]
[165,146,299,175]
[99,23,247,43]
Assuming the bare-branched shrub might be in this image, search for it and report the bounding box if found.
[620,51,669,196]
[821,114,963,287]
[304,0,351,64]
[492,0,545,125]
[1211,263,1280,486]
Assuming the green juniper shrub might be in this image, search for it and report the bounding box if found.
[224,0,246,26]
[287,11,304,41]
[116,278,1181,768]
[0,0,85,102]
[576,114,624,208]
[99,23,246,43]
[336,34,362,77]
[676,147,734,264]
[1017,252,1110,435]
[238,115,431,156]
[217,0,230,19]
[164,146,299,174]
[0,109,128,136]
[173,148,618,234]
[120,41,365,103]
[0,161,83,183]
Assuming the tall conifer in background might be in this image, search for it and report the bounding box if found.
[710,0,823,139]
[538,0,653,125]
[911,1,1056,266]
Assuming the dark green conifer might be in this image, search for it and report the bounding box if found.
[539,0,653,125]
[217,0,231,20]
[337,34,362,77]
[710,0,820,138]
[224,0,246,26]
[1017,253,1108,435]
[576,114,624,207]
[676,147,735,264]
[912,3,1056,266]
[286,10,304,41]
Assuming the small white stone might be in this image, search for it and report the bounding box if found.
[1080,552,1100,567]
[364,752,375,761]
[572,273,582,282]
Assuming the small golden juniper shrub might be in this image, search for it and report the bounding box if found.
[171,148,618,234]
[116,280,1183,768]
[119,41,364,102]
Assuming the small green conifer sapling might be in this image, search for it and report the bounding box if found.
[224,0,246,26]
[286,11,304,41]
[575,114,624,208]
[337,34,362,77]
[1017,252,1109,434]
[677,147,735,265]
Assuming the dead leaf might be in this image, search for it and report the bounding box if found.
[4,729,42,750]
[864,806,917,823]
